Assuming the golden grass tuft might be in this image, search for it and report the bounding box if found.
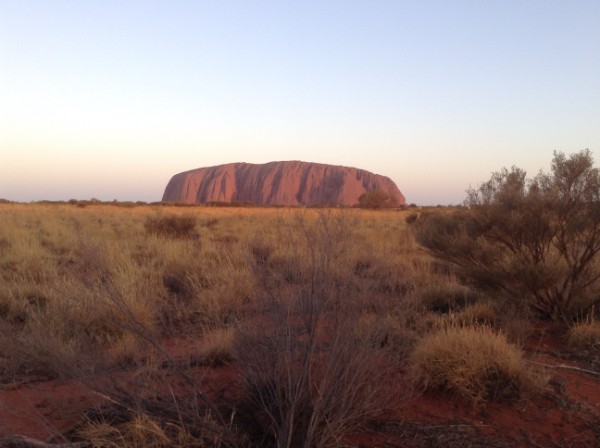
[199,326,237,365]
[412,325,547,406]
[77,412,209,448]
[568,318,600,349]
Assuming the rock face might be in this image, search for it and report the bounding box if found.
[162,161,405,207]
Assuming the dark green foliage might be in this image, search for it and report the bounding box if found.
[416,150,600,322]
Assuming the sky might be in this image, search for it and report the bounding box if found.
[1,1,599,205]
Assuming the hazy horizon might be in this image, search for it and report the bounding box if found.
[2,1,599,205]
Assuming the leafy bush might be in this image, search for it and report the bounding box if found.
[412,325,547,406]
[357,189,392,209]
[416,150,600,322]
[144,215,197,239]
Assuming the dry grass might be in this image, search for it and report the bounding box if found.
[0,202,559,444]
[76,407,234,448]
[0,204,267,380]
[144,214,197,239]
[412,325,547,407]
[568,318,600,349]
[199,326,237,365]
[416,282,481,314]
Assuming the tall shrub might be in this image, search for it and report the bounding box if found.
[357,189,392,209]
[238,210,391,448]
[416,150,600,321]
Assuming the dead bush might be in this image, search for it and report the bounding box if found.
[144,215,197,239]
[237,210,393,447]
[412,325,547,407]
[237,311,391,448]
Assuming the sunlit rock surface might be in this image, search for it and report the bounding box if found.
[162,161,405,207]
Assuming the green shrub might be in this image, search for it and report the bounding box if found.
[416,150,600,322]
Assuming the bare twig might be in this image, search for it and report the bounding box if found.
[527,360,600,377]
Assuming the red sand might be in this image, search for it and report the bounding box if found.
[1,324,599,446]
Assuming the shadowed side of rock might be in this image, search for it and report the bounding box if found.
[162,161,405,207]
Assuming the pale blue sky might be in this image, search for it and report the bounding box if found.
[1,1,599,204]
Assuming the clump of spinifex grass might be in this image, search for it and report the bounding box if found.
[199,326,237,365]
[412,325,547,407]
[76,403,238,448]
[568,317,600,349]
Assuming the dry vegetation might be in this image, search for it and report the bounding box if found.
[568,317,600,349]
[412,325,547,407]
[417,150,600,323]
[0,195,597,446]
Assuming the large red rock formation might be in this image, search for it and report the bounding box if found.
[162,161,405,207]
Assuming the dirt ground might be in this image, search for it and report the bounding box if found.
[1,323,599,447]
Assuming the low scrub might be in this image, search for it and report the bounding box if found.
[357,313,415,359]
[417,283,481,314]
[568,319,600,349]
[144,214,197,238]
[199,326,236,365]
[77,403,237,448]
[416,150,600,322]
[237,211,392,447]
[412,325,547,406]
